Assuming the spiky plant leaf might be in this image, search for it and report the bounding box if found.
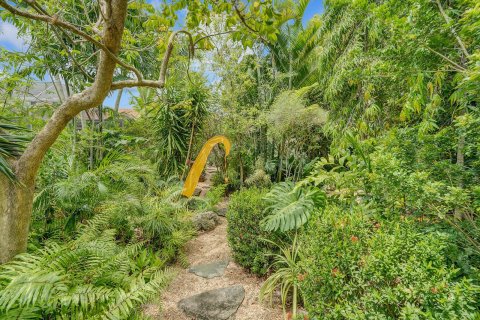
[0,119,29,181]
[259,235,303,317]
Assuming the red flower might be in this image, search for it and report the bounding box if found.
[331,267,339,277]
[297,273,307,282]
[350,235,359,243]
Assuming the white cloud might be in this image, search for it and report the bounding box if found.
[0,21,25,50]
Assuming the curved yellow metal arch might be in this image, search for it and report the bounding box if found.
[181,135,231,197]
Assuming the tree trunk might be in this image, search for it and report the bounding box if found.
[114,88,123,113]
[239,156,244,188]
[0,0,129,263]
[0,175,35,263]
[454,133,465,219]
[50,73,65,103]
[277,138,285,182]
[97,105,104,162]
[89,114,96,169]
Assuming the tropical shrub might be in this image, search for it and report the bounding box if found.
[211,168,241,193]
[211,171,226,187]
[31,151,159,243]
[300,204,480,319]
[0,144,194,318]
[226,188,287,275]
[245,169,272,188]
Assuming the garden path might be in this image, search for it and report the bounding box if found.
[144,167,283,320]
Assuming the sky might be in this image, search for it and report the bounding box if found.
[0,0,324,108]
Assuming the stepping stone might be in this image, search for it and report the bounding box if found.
[178,285,245,320]
[215,201,228,217]
[189,260,229,279]
[216,206,227,217]
[193,187,202,196]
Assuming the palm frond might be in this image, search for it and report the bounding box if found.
[0,119,29,181]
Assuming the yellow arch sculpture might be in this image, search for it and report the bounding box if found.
[181,135,231,197]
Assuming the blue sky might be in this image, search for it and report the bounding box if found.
[0,1,324,108]
[303,0,324,24]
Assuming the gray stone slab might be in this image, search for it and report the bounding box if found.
[189,260,229,279]
[178,285,245,320]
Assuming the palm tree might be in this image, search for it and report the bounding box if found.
[269,0,321,90]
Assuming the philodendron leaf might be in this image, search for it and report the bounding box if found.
[262,182,326,232]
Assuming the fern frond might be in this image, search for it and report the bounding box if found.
[98,268,175,320]
[0,306,42,319]
[0,270,68,311]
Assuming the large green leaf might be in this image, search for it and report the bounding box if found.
[262,182,326,232]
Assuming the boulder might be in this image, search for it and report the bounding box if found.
[178,285,245,320]
[193,211,219,231]
[216,206,228,217]
[193,187,202,196]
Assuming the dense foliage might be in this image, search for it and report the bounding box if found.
[212,0,480,318]
[1,0,480,318]
[301,204,479,319]
[226,188,286,276]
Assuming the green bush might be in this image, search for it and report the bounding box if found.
[300,204,480,319]
[211,171,226,187]
[205,184,226,208]
[226,188,286,275]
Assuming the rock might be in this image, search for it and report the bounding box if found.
[215,201,228,217]
[178,285,245,320]
[193,211,219,231]
[216,206,228,217]
[193,187,202,196]
[189,260,229,279]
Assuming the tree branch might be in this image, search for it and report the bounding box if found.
[233,1,269,43]
[25,2,94,80]
[0,0,143,80]
[111,30,194,90]
[434,0,470,59]
[14,0,129,183]
[425,46,466,72]
[193,30,235,47]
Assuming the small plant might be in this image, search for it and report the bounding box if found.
[204,184,227,209]
[260,235,304,320]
